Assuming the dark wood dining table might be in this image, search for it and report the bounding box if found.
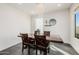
[18,33,50,41]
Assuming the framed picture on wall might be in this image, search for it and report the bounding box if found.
[44,18,56,26]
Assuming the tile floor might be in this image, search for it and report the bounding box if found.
[0,42,78,55]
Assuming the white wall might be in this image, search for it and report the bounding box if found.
[31,16,36,34]
[43,9,70,43]
[0,4,31,51]
[31,9,70,43]
[70,4,79,53]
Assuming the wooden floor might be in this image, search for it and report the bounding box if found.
[0,42,78,55]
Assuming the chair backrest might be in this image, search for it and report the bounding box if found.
[35,35,47,47]
[34,31,38,35]
[44,31,50,36]
[20,33,28,43]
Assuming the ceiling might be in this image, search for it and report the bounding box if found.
[7,3,72,16]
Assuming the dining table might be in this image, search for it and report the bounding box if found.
[18,33,51,41]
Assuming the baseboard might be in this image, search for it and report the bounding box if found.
[0,42,21,51]
[70,43,79,54]
[63,43,72,47]
[50,40,63,43]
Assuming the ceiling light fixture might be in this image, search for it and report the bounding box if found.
[31,11,36,15]
[57,4,62,7]
[35,3,45,15]
[18,3,22,5]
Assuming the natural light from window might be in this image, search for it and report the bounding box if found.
[35,17,43,33]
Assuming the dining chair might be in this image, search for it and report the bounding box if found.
[20,33,29,53]
[34,31,38,35]
[27,37,36,55]
[44,31,50,36]
[20,33,35,54]
[35,35,50,55]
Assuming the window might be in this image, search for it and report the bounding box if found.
[35,17,43,33]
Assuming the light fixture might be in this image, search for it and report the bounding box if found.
[31,11,36,15]
[18,3,22,5]
[35,3,45,15]
[57,4,62,7]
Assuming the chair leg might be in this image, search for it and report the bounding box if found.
[48,48,50,53]
[28,45,30,55]
[40,50,42,54]
[36,48,38,55]
[22,45,24,54]
[43,50,47,55]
